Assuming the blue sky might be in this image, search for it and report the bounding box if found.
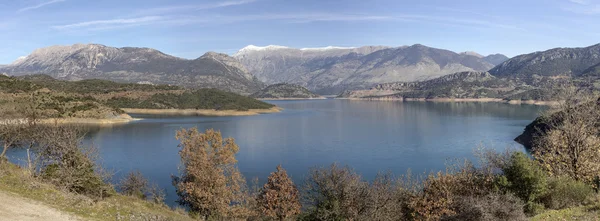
[0,0,599,63]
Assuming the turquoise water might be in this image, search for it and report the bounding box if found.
[7,99,546,206]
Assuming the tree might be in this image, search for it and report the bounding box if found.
[301,164,370,220]
[533,86,600,183]
[257,165,301,220]
[172,128,252,220]
[0,122,24,159]
[119,170,148,199]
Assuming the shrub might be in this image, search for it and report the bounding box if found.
[541,176,595,210]
[496,152,548,206]
[257,165,301,220]
[148,183,167,205]
[37,126,113,199]
[119,170,148,199]
[172,128,252,220]
[301,164,370,221]
[442,193,527,221]
[408,160,496,220]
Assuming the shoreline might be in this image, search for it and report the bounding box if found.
[338,97,558,106]
[122,106,282,116]
[0,114,137,126]
[257,97,327,101]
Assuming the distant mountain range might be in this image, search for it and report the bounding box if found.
[9,43,599,100]
[0,44,264,94]
[234,44,508,94]
[340,43,600,101]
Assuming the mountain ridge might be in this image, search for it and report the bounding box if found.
[234,44,507,94]
[0,43,264,94]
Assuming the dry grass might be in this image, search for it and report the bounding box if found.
[0,161,194,221]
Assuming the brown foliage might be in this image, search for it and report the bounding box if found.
[119,170,148,199]
[302,164,371,220]
[172,128,253,220]
[533,86,600,182]
[257,165,301,220]
[407,160,496,220]
[442,193,527,221]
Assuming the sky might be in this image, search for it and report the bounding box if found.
[0,0,599,63]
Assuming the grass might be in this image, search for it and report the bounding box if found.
[0,161,193,221]
[532,202,600,221]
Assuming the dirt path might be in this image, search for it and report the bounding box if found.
[0,191,83,221]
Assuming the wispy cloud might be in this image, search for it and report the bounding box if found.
[135,0,257,15]
[51,13,393,31]
[50,12,524,32]
[563,0,600,14]
[17,0,66,13]
[52,16,164,30]
[568,0,590,5]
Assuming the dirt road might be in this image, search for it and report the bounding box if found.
[0,191,83,221]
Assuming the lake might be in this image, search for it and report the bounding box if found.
[7,99,546,206]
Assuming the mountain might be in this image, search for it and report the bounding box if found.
[483,54,510,66]
[460,51,484,58]
[489,44,600,81]
[339,71,519,100]
[0,44,264,94]
[234,44,499,94]
[251,83,325,99]
[582,62,600,77]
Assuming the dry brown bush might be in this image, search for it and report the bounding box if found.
[533,86,600,183]
[172,128,253,220]
[119,170,148,199]
[407,160,496,220]
[257,165,301,221]
[442,193,527,221]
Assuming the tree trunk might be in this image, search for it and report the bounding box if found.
[1,144,8,158]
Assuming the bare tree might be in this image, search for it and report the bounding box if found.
[119,170,148,199]
[533,85,600,182]
[0,121,25,159]
[302,163,370,220]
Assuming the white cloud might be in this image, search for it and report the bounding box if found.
[52,16,165,30]
[136,0,257,15]
[17,0,66,13]
[50,12,523,32]
[568,0,590,5]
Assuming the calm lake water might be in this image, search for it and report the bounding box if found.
[8,99,546,206]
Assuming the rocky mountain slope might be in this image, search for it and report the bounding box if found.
[0,44,264,94]
[340,71,521,100]
[489,44,600,82]
[251,83,324,99]
[483,54,510,66]
[234,44,506,94]
[342,43,600,102]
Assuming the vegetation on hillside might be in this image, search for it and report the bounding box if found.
[251,83,323,99]
[106,89,274,111]
[0,75,274,120]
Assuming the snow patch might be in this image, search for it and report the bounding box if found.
[11,56,28,65]
[300,46,356,51]
[234,45,357,56]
